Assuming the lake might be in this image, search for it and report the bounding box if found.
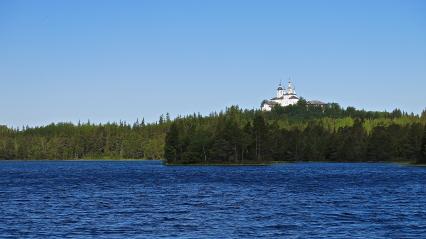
[0,160,425,238]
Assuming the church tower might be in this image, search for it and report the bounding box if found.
[287,80,296,95]
[276,82,284,98]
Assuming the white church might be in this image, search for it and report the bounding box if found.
[261,80,326,111]
[261,81,299,111]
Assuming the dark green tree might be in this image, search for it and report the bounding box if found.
[418,125,426,164]
[367,126,392,162]
[252,113,269,161]
[164,122,180,163]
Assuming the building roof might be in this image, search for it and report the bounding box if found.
[289,96,299,99]
[308,100,327,105]
[261,100,279,106]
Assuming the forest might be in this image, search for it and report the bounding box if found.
[1,100,426,164]
[165,100,426,164]
[0,118,170,160]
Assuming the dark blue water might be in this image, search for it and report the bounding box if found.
[1,161,426,238]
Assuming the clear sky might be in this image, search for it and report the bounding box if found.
[1,0,425,127]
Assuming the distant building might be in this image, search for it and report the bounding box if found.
[307,100,328,107]
[261,80,327,111]
[261,81,299,111]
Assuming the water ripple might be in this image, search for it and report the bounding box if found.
[0,161,426,238]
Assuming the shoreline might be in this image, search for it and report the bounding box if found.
[0,159,154,162]
[165,161,274,166]
[1,159,425,167]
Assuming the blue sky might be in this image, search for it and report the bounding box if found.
[1,0,425,127]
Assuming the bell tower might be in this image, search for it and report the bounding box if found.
[287,80,296,95]
[276,82,284,98]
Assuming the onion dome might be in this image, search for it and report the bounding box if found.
[277,82,284,90]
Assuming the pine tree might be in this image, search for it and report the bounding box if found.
[421,109,426,121]
[159,114,164,124]
[164,122,179,163]
[240,122,253,163]
[418,125,426,164]
[367,126,392,162]
[253,113,268,161]
[325,134,339,161]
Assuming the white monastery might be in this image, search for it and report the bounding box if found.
[261,80,326,111]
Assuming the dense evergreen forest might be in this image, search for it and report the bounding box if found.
[165,100,426,164]
[0,118,170,160]
[1,100,426,164]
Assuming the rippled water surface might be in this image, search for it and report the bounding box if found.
[1,161,426,238]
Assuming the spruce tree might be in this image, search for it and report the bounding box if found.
[367,126,392,162]
[418,125,426,164]
[164,122,179,163]
[253,113,268,161]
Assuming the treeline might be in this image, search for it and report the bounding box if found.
[1,102,426,163]
[165,103,426,164]
[0,119,170,160]
[268,98,416,122]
